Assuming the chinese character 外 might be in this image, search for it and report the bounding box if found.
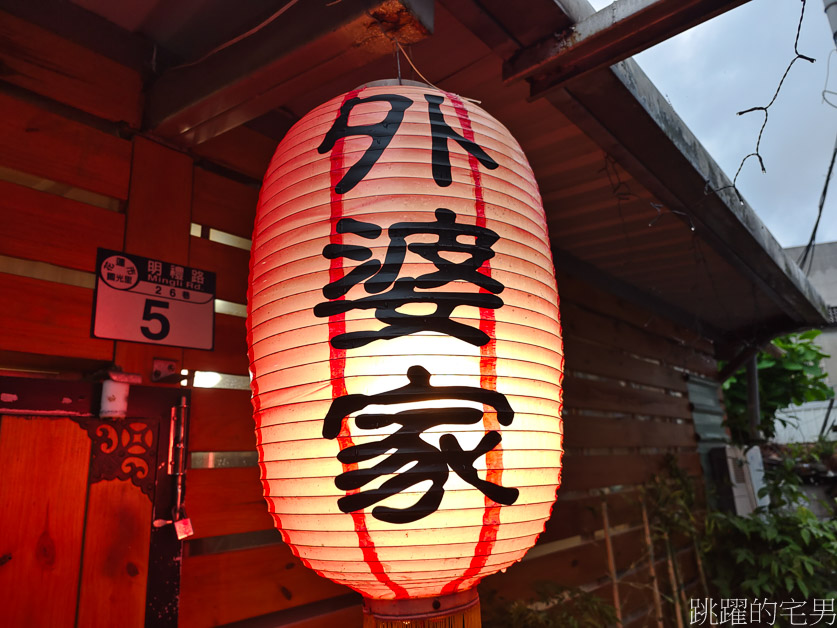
[318,92,498,194]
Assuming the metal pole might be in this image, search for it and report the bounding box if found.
[746,354,761,441]
[818,397,835,438]
[825,0,837,46]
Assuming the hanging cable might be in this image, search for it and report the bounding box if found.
[167,0,300,71]
[394,40,441,90]
[796,0,837,274]
[394,39,403,85]
[709,0,815,201]
[797,134,837,274]
[601,155,695,232]
[822,49,837,108]
[392,40,482,104]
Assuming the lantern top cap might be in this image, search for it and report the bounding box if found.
[355,79,432,90]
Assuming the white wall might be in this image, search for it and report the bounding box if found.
[777,243,837,443]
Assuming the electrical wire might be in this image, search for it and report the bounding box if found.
[167,0,300,72]
[709,0,815,200]
[394,40,402,85]
[395,40,438,89]
[600,155,636,258]
[795,9,837,275]
[393,40,482,104]
[602,155,695,232]
[822,49,837,109]
[797,133,837,274]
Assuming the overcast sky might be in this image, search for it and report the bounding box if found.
[588,0,837,249]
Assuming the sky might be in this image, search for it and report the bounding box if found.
[587,0,837,248]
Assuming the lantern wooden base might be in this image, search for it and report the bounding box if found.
[362,589,481,627]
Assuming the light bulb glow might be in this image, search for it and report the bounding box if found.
[193,370,222,388]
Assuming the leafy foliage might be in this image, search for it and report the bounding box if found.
[704,499,837,600]
[643,456,709,625]
[709,332,837,609]
[480,583,617,628]
[642,455,837,613]
[480,333,835,624]
[722,331,833,445]
[761,454,808,512]
[644,455,699,538]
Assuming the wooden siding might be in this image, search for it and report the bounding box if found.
[0,10,142,126]
[478,270,711,617]
[0,14,714,627]
[0,93,132,199]
[0,417,92,627]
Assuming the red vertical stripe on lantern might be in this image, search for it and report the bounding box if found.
[442,93,502,594]
[327,89,407,599]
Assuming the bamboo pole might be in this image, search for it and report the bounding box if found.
[663,531,684,628]
[693,537,709,599]
[640,498,664,628]
[601,498,623,625]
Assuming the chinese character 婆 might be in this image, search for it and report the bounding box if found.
[314,208,504,348]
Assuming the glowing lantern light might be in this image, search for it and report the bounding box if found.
[247,81,563,625]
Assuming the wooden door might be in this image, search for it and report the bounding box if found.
[0,378,184,627]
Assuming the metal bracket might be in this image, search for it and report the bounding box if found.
[151,358,180,383]
[154,396,193,539]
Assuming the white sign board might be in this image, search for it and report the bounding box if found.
[92,248,215,350]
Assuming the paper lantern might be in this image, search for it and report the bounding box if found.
[247,81,563,624]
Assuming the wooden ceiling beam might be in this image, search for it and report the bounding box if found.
[553,248,728,344]
[0,0,156,75]
[502,0,750,93]
[144,0,433,146]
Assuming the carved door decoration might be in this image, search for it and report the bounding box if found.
[74,417,158,497]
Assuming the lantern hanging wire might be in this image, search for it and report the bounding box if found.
[393,38,402,85]
[393,40,481,104]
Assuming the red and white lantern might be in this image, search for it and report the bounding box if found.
[247,81,563,623]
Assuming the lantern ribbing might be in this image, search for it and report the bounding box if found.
[247,83,564,608]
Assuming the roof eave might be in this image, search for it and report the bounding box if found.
[549,56,829,332]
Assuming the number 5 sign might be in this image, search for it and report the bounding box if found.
[92,248,216,350]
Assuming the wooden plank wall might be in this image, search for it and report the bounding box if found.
[0,10,714,627]
[0,14,357,622]
[0,417,92,627]
[0,13,168,628]
[180,166,365,628]
[479,273,714,627]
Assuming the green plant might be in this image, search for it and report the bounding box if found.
[480,583,617,628]
[704,505,837,601]
[703,444,837,604]
[811,435,836,462]
[722,331,833,445]
[644,455,699,538]
[642,456,707,625]
[759,448,808,510]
